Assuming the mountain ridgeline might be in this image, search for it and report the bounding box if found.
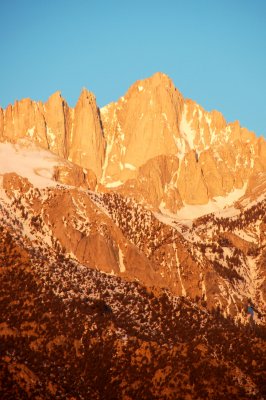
[1,72,265,210]
[0,73,266,399]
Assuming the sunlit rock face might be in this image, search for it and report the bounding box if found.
[68,88,105,179]
[100,73,184,183]
[1,72,265,210]
[0,72,265,310]
[100,72,266,209]
[0,73,266,399]
[0,90,105,180]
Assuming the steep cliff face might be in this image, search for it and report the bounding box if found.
[0,98,48,146]
[100,73,184,184]
[100,73,266,209]
[1,74,266,400]
[0,72,266,208]
[68,89,105,179]
[43,91,70,158]
[0,90,105,180]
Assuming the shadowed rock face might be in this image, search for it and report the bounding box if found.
[1,72,265,209]
[0,222,265,400]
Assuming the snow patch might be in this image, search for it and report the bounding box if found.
[101,134,115,183]
[105,180,124,188]
[180,104,196,150]
[124,163,136,171]
[158,183,247,224]
[100,105,110,115]
[47,127,56,147]
[118,248,126,272]
[173,243,186,296]
[0,141,62,188]
[26,127,35,138]
[174,137,186,160]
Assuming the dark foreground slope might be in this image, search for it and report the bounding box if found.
[0,223,266,400]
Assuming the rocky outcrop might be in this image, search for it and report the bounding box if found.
[43,91,70,158]
[1,74,266,400]
[1,98,48,147]
[2,173,33,197]
[116,155,183,212]
[237,171,266,206]
[0,90,105,180]
[100,73,184,184]
[100,73,266,209]
[1,72,266,209]
[53,164,97,190]
[68,89,105,179]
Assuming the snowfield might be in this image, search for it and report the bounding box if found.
[0,141,62,188]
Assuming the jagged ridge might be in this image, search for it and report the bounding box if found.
[1,72,265,211]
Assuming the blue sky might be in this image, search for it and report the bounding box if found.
[1,0,266,137]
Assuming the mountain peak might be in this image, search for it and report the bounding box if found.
[1,74,266,400]
[127,72,176,96]
[149,71,174,86]
[77,87,96,104]
[45,91,64,108]
[0,74,265,208]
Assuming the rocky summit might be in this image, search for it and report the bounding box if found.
[0,73,265,399]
